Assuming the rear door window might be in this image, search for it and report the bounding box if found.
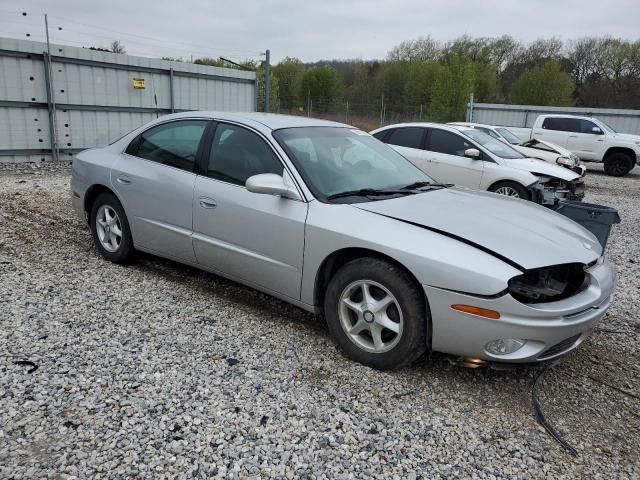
[542,117,580,133]
[130,120,207,172]
[385,127,425,149]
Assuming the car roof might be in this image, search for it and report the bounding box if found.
[539,114,594,120]
[156,111,351,130]
[372,122,467,134]
[449,122,499,130]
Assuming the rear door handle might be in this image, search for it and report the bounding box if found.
[199,198,217,209]
[116,176,132,185]
[568,135,578,138]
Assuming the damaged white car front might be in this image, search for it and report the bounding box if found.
[503,157,585,205]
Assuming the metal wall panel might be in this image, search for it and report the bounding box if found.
[0,36,257,163]
[469,103,640,134]
[0,107,51,150]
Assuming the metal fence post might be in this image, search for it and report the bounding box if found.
[42,51,59,162]
[264,49,270,113]
[169,68,175,113]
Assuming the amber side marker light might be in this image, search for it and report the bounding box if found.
[451,304,501,319]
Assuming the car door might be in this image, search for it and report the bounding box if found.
[111,119,209,263]
[566,118,604,160]
[380,127,431,173]
[192,121,307,300]
[422,128,484,187]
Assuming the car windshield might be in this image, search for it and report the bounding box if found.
[273,127,435,201]
[495,127,523,145]
[461,129,526,159]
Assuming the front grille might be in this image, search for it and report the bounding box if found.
[539,334,582,360]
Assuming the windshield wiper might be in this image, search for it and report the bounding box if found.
[326,188,414,201]
[399,181,452,190]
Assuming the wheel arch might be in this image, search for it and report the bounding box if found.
[83,184,121,217]
[487,178,532,192]
[604,147,636,168]
[313,247,432,347]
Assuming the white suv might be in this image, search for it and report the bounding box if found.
[528,115,640,176]
[371,123,584,205]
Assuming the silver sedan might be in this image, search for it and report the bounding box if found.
[71,112,616,369]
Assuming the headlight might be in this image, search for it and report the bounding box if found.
[508,263,588,303]
[556,156,574,167]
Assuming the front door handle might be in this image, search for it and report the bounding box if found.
[568,135,578,138]
[116,175,132,185]
[199,198,217,209]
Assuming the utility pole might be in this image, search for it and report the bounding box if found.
[264,49,271,113]
[44,14,59,162]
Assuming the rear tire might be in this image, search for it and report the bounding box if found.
[604,153,633,177]
[324,257,428,370]
[90,192,134,264]
[488,181,530,200]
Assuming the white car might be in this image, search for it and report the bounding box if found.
[371,123,584,204]
[450,122,586,176]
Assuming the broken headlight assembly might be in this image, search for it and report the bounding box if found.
[555,155,576,167]
[530,174,584,205]
[508,263,589,304]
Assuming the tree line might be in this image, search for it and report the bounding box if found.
[268,35,640,121]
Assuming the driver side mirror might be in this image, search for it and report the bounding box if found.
[464,148,482,159]
[592,126,603,134]
[245,173,302,201]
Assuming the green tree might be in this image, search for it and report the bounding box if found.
[430,56,475,121]
[403,62,441,107]
[510,60,574,105]
[472,61,498,102]
[273,57,305,111]
[374,61,410,106]
[298,66,342,113]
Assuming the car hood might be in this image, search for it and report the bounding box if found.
[610,132,640,143]
[502,157,580,181]
[355,188,601,270]
[523,139,573,157]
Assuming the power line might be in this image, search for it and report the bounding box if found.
[0,9,263,59]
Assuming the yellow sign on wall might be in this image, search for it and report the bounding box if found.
[132,78,145,89]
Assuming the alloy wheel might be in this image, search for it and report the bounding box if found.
[95,205,123,253]
[338,280,403,353]
[494,186,520,197]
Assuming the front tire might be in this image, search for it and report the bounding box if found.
[604,153,633,177]
[488,180,530,200]
[324,257,428,370]
[90,192,134,263]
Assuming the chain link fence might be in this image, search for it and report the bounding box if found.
[270,100,434,132]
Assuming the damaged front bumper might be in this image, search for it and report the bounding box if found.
[530,178,585,206]
[425,258,616,363]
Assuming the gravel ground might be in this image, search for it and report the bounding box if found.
[0,163,638,479]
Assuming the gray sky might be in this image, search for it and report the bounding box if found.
[2,0,639,63]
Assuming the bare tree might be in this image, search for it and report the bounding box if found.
[109,40,126,54]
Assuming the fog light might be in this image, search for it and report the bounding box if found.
[485,338,526,355]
